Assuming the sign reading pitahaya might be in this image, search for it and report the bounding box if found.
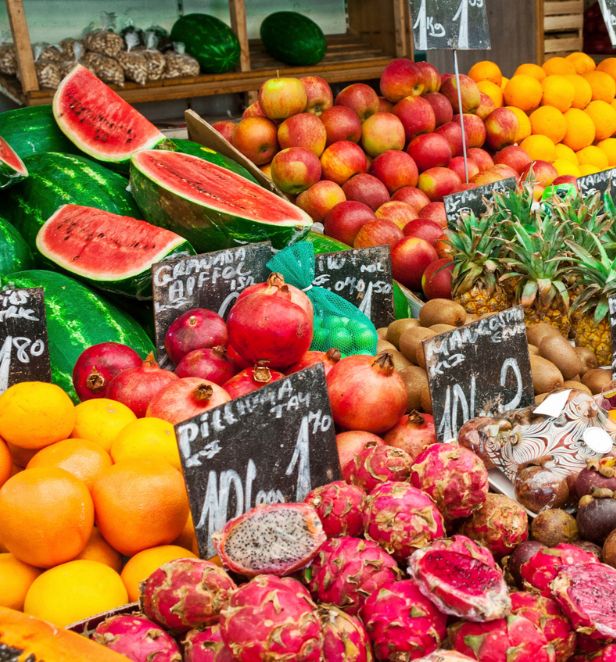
[444,177,516,229]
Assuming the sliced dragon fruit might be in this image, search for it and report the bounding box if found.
[0,136,28,189]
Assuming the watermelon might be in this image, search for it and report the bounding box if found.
[52,65,166,164]
[0,270,154,400]
[5,152,141,247]
[36,204,195,299]
[0,216,33,276]
[172,139,258,183]
[0,137,28,189]
[129,150,312,251]
[260,12,327,66]
[170,14,240,73]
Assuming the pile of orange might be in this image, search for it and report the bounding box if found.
[468,53,616,178]
[0,381,196,627]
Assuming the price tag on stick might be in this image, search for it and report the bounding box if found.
[577,168,616,209]
[444,177,517,228]
[174,364,341,558]
[609,296,616,379]
[599,0,616,47]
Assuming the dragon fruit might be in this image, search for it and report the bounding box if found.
[213,503,326,577]
[140,557,237,632]
[346,441,412,492]
[510,591,576,661]
[408,535,510,622]
[519,542,599,597]
[319,604,373,662]
[459,493,528,557]
[183,625,234,662]
[304,481,366,537]
[417,653,474,661]
[219,575,322,661]
[363,482,445,560]
[409,443,488,520]
[360,580,447,661]
[305,536,401,615]
[448,614,556,661]
[92,613,182,661]
[572,644,616,661]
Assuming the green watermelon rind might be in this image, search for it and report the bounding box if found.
[0,137,28,190]
[260,12,327,66]
[0,216,34,276]
[171,139,258,184]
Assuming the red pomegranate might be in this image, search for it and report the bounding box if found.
[164,308,228,365]
[288,348,342,376]
[174,346,236,385]
[391,236,439,291]
[383,412,436,461]
[422,257,453,299]
[327,352,407,434]
[72,342,142,401]
[336,430,384,473]
[402,219,443,246]
[223,362,285,399]
[226,344,250,370]
[237,272,313,319]
[146,377,231,424]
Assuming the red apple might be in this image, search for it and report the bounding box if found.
[393,95,436,141]
[468,147,495,172]
[380,58,426,101]
[277,113,327,156]
[296,180,346,221]
[260,163,272,179]
[418,167,462,201]
[455,182,478,191]
[407,133,452,172]
[323,201,375,245]
[321,106,362,145]
[270,147,322,195]
[242,101,265,119]
[370,150,419,193]
[418,202,447,229]
[471,170,504,186]
[212,120,236,143]
[232,117,278,165]
[422,258,453,299]
[448,156,480,183]
[424,92,454,128]
[321,140,368,184]
[342,173,390,210]
[476,93,497,120]
[436,121,464,158]
[378,96,393,113]
[520,160,558,187]
[494,145,532,175]
[301,75,333,115]
[392,186,431,210]
[354,219,404,249]
[361,112,406,157]
[391,236,439,290]
[435,236,452,258]
[455,114,486,149]
[416,61,441,94]
[402,218,442,246]
[258,77,307,119]
[553,174,578,187]
[484,108,518,150]
[335,83,380,121]
[440,75,481,114]
[490,164,519,180]
[375,201,418,229]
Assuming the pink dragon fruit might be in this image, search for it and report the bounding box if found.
[362,482,445,560]
[417,653,474,661]
[305,536,402,615]
[213,502,326,577]
[448,614,556,661]
[319,604,373,662]
[183,624,234,662]
[407,535,511,622]
[519,542,599,597]
[459,493,529,557]
[360,580,447,661]
[510,591,576,661]
[304,480,366,537]
[345,441,412,492]
[139,557,237,632]
[91,613,182,661]
[572,644,616,661]
[409,443,488,520]
[219,575,322,661]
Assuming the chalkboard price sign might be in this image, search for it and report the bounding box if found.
[175,364,341,557]
[609,296,616,379]
[423,306,534,441]
[314,247,395,328]
[0,288,51,393]
[577,167,616,205]
[599,0,616,47]
[444,177,517,229]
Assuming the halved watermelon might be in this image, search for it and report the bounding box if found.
[0,136,28,189]
[129,150,312,251]
[52,65,166,164]
[36,204,195,299]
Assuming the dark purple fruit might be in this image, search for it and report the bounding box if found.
[603,529,616,568]
[515,464,569,513]
[507,540,545,589]
[530,508,578,547]
[575,457,616,498]
[577,488,616,544]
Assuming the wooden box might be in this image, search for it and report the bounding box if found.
[542,0,584,59]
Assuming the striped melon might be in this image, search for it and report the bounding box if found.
[0,216,33,276]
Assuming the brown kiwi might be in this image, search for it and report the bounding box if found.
[415,343,428,368]
[387,350,412,371]
[530,354,564,395]
[528,344,540,355]
[377,339,397,353]
[377,327,388,339]
[399,327,436,363]
[575,346,598,375]
[526,322,560,348]
[535,393,549,404]
[419,299,467,327]
[430,323,456,334]
[562,380,592,395]
[419,380,433,413]
[399,365,429,411]
[386,318,419,348]
[582,367,613,394]
[538,335,583,380]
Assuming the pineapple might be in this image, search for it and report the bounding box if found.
[491,181,535,233]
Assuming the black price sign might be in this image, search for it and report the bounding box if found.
[411,0,491,51]
[314,247,395,328]
[609,296,616,378]
[444,177,516,229]
[599,0,616,47]
[175,364,341,557]
[423,306,533,441]
[577,168,616,207]
[0,288,51,393]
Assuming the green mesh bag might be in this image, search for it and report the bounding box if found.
[267,242,377,356]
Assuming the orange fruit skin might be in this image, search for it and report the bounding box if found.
[529,106,567,143]
[598,58,616,81]
[543,56,576,76]
[565,52,596,75]
[585,99,616,141]
[577,146,610,170]
[75,527,122,572]
[584,70,616,103]
[0,438,11,489]
[71,399,136,452]
[520,135,557,163]
[503,75,543,112]
[477,80,503,107]
[566,74,593,109]
[599,138,616,166]
[563,108,596,151]
[506,106,532,142]
[542,75,575,112]
[468,60,503,86]
[514,63,546,81]
[0,553,41,609]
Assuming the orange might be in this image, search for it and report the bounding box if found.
[0,467,93,568]
[542,75,575,112]
[553,159,581,178]
[563,108,596,151]
[468,60,503,86]
[577,146,610,170]
[506,106,532,142]
[584,70,616,102]
[554,143,579,164]
[0,553,41,609]
[579,164,601,176]
[598,58,616,81]
[120,545,197,601]
[71,398,136,452]
[26,438,111,489]
[529,106,567,143]
[7,442,37,468]
[76,527,122,572]
[543,56,576,76]
[110,417,180,470]
[24,559,128,627]
[514,63,546,81]
[500,76,509,91]
[477,80,503,107]
[503,75,543,112]
[92,459,189,557]
[566,75,593,109]
[565,51,596,75]
[520,135,557,162]
[174,512,198,554]
[599,138,616,166]
[0,438,11,488]
[0,382,75,450]
[585,99,616,141]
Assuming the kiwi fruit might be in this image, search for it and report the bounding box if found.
[582,367,613,394]
[535,392,549,404]
[377,327,388,339]
[419,299,467,327]
[528,344,539,355]
[399,327,436,363]
[377,339,397,353]
[539,334,583,380]
[419,380,433,413]
[416,343,427,369]
[386,318,419,347]
[526,322,560,348]
[430,323,456,334]
[387,350,412,371]
[399,365,429,411]
[530,355,564,395]
[562,380,592,395]
[575,346,598,375]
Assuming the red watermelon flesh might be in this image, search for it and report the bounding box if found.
[0,136,28,188]
[52,65,165,163]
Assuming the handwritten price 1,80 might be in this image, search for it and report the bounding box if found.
[0,336,46,392]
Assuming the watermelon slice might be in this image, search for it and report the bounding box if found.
[129,150,312,251]
[0,136,28,189]
[52,65,166,164]
[36,204,195,299]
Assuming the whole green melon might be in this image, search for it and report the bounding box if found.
[260,12,327,66]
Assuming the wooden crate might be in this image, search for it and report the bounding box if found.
[542,0,584,58]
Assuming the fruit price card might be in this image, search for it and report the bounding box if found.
[577,167,616,209]
[599,0,616,46]
[444,177,517,229]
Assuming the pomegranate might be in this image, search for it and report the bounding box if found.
[391,236,439,291]
[402,219,443,246]
[418,202,447,229]
[383,411,436,461]
[323,201,375,245]
[422,258,453,299]
[72,342,141,401]
[288,348,342,376]
[164,308,228,365]
[353,219,404,250]
[238,272,313,319]
[336,430,384,475]
[223,362,285,399]
[175,346,236,385]
[327,352,407,434]
[226,344,250,370]
[107,354,178,417]
[146,377,231,424]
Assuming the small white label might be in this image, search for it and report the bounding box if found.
[583,427,614,454]
[533,389,571,418]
